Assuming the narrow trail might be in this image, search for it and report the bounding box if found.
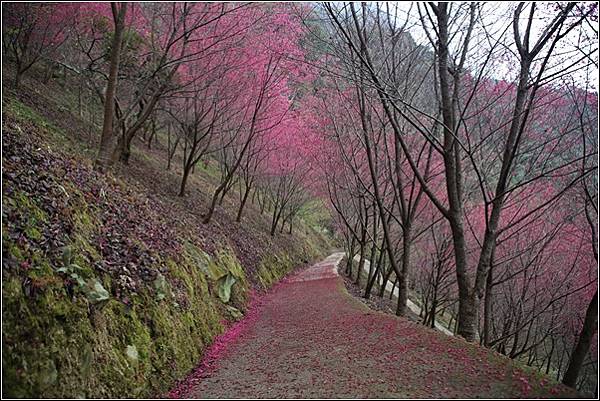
[168,253,577,399]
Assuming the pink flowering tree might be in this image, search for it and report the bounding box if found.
[2,2,79,88]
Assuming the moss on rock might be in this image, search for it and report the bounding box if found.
[1,241,237,397]
[256,253,295,289]
[1,187,250,398]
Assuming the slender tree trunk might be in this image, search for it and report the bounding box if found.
[359,97,404,313]
[429,295,438,329]
[270,206,283,236]
[236,185,252,222]
[396,226,412,316]
[218,186,227,205]
[377,247,390,297]
[364,212,379,297]
[364,253,382,299]
[112,130,135,164]
[204,191,220,224]
[258,191,266,214]
[483,261,494,346]
[147,115,155,149]
[355,226,367,285]
[94,2,127,172]
[365,257,375,298]
[179,163,192,197]
[14,65,23,89]
[167,124,177,170]
[562,290,598,388]
[346,235,356,277]
[43,61,54,84]
[204,173,237,224]
[204,171,238,224]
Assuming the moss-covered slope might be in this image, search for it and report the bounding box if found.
[2,75,331,397]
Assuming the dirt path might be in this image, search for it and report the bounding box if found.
[168,254,579,399]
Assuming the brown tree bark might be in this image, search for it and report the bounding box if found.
[94,2,127,172]
[562,290,598,388]
[236,185,252,222]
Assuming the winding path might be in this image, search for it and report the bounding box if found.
[168,253,578,399]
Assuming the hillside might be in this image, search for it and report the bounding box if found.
[1,63,332,398]
[2,2,598,398]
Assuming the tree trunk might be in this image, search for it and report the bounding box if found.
[364,258,375,299]
[562,290,598,388]
[179,163,192,197]
[147,116,155,149]
[396,226,411,316]
[364,214,379,297]
[218,188,227,205]
[458,291,480,342]
[203,190,220,224]
[482,262,494,346]
[236,185,251,222]
[435,3,479,342]
[94,3,127,172]
[364,254,381,299]
[429,297,437,329]
[355,227,367,285]
[204,173,235,224]
[112,132,133,164]
[166,125,178,170]
[269,206,283,236]
[377,249,391,297]
[346,236,356,277]
[14,66,23,89]
[259,191,266,214]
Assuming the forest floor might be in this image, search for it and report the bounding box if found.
[167,254,582,399]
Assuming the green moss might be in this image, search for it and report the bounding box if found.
[3,96,93,157]
[6,241,24,261]
[2,244,228,398]
[24,226,42,240]
[256,253,294,289]
[72,207,98,237]
[141,249,224,394]
[2,275,94,398]
[212,248,249,309]
[62,187,102,278]
[2,183,319,396]
[27,253,56,278]
[8,190,48,242]
[4,98,64,142]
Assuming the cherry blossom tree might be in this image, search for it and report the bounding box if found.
[2,2,79,88]
[321,1,596,342]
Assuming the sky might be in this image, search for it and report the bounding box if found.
[375,1,598,91]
